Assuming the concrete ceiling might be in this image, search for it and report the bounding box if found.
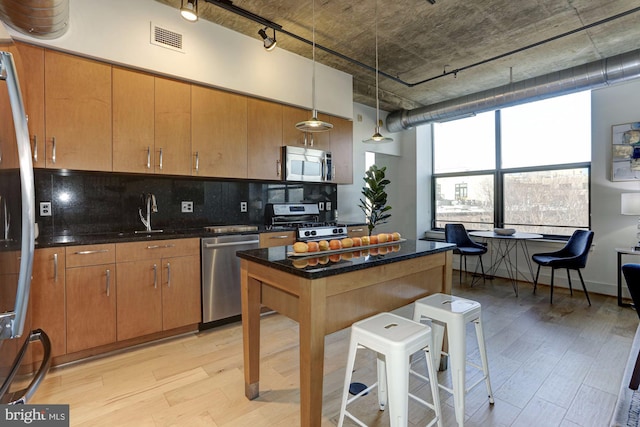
[156,0,640,114]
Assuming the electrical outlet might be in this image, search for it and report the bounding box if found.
[318,201,325,211]
[40,202,52,217]
[326,201,332,211]
[181,201,193,213]
[240,201,247,213]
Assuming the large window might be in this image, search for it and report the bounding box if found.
[433,91,591,237]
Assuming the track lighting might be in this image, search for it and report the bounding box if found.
[258,27,277,51]
[180,0,198,22]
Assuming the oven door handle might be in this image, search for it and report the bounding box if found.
[0,329,51,404]
[204,240,260,249]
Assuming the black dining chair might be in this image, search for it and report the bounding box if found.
[445,223,488,285]
[623,263,640,390]
[531,229,594,305]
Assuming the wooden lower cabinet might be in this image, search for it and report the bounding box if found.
[66,263,117,354]
[116,238,200,341]
[30,248,66,361]
[259,230,296,248]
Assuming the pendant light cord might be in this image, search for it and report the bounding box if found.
[375,0,380,129]
[311,0,317,115]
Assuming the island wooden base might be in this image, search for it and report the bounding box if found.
[240,250,452,427]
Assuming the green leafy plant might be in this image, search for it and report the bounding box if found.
[359,165,392,236]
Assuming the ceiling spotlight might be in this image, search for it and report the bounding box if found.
[180,0,198,22]
[258,27,277,51]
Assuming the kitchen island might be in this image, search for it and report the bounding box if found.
[237,239,455,427]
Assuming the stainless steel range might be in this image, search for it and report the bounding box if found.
[265,202,347,241]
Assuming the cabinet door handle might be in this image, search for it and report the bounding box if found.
[303,133,307,146]
[350,228,364,232]
[276,159,281,176]
[105,269,111,297]
[53,253,58,282]
[153,263,157,289]
[166,262,171,288]
[269,235,291,240]
[51,137,56,164]
[146,244,175,250]
[32,135,37,163]
[194,151,199,173]
[147,146,151,169]
[74,249,109,255]
[159,147,163,170]
[310,133,314,147]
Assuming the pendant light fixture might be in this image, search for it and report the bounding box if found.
[295,0,333,133]
[363,0,393,144]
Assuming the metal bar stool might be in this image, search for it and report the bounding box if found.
[413,293,494,427]
[337,312,443,427]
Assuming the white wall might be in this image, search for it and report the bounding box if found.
[4,0,352,119]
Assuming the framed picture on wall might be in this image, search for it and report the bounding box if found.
[612,121,640,181]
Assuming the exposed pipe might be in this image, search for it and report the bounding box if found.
[386,48,640,132]
[0,0,68,39]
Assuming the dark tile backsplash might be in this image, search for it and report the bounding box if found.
[35,170,337,237]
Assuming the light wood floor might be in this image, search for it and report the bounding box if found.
[31,275,638,426]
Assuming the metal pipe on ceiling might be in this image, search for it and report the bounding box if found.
[386,48,640,132]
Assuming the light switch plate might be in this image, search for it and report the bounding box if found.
[240,201,248,213]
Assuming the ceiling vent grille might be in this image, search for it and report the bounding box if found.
[150,22,184,53]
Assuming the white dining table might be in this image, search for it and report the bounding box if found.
[468,231,543,296]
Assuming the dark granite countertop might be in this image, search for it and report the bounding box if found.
[236,239,456,279]
[34,225,295,248]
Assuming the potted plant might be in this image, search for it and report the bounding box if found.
[359,164,392,236]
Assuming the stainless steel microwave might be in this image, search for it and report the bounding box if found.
[282,146,333,182]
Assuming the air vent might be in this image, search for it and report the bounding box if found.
[150,22,184,53]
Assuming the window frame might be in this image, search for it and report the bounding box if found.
[432,108,592,239]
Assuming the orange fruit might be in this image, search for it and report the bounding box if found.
[361,236,370,246]
[329,239,342,250]
[318,240,330,251]
[370,235,379,245]
[293,241,308,253]
[391,232,401,241]
[341,237,354,248]
[307,241,319,252]
[352,237,362,247]
[377,233,389,243]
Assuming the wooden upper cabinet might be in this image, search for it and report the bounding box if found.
[113,67,155,173]
[320,113,353,184]
[191,85,248,178]
[155,77,191,176]
[44,50,112,171]
[247,98,283,180]
[0,43,44,170]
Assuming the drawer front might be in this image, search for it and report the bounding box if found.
[259,231,296,248]
[347,226,368,238]
[116,238,199,262]
[66,244,116,267]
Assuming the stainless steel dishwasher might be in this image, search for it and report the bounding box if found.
[201,234,260,326]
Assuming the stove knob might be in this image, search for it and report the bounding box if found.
[337,227,345,234]
[311,230,317,236]
[304,231,311,237]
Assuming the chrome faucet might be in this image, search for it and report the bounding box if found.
[138,193,157,232]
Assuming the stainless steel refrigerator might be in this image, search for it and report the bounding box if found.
[0,48,50,404]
